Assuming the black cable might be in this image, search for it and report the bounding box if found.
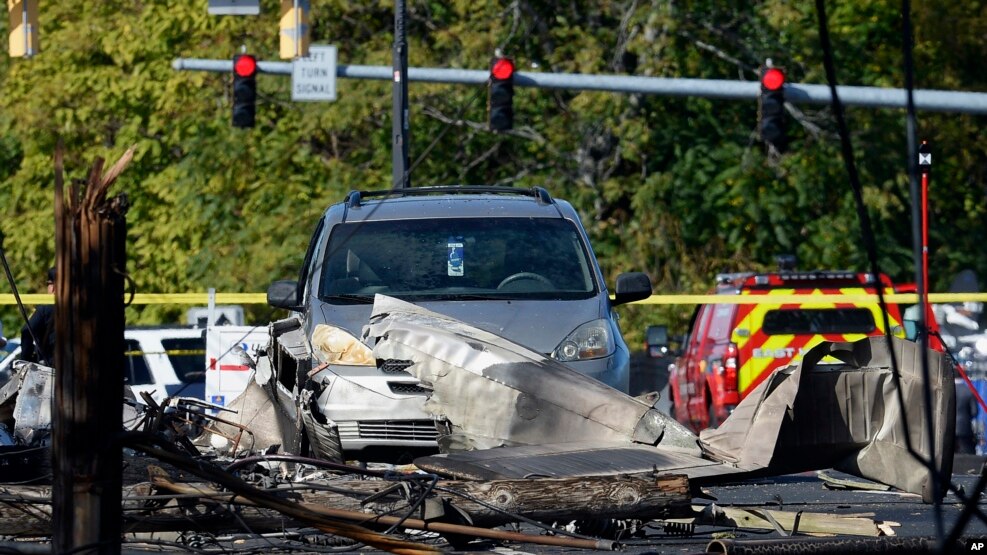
[379,472,438,535]
[120,431,435,553]
[224,506,282,553]
[0,234,49,366]
[943,363,987,542]
[813,0,945,543]
[899,0,945,543]
[946,475,987,528]
[408,86,488,177]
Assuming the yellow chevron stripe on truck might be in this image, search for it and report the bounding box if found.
[731,287,903,394]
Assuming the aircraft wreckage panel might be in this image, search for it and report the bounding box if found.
[699,336,955,500]
[365,295,953,499]
[365,295,700,454]
[414,440,732,481]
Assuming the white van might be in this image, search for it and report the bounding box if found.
[204,324,269,410]
[0,327,207,404]
[125,328,207,402]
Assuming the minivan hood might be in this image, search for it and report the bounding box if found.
[317,297,605,355]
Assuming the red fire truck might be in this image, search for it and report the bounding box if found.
[666,270,909,432]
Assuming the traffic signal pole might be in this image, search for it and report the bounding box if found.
[391,0,410,189]
[172,58,987,114]
[919,141,930,307]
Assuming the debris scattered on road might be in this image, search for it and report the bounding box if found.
[0,295,965,552]
[369,295,953,501]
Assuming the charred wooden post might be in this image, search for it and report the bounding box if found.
[52,146,134,554]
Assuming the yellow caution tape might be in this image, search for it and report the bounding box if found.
[124,350,207,356]
[0,293,268,305]
[625,292,987,305]
[1,292,986,306]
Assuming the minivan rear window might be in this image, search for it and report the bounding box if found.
[762,308,876,335]
[319,217,597,302]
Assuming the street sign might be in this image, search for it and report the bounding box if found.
[186,305,245,327]
[280,0,310,59]
[7,0,40,57]
[292,45,337,102]
[208,0,260,15]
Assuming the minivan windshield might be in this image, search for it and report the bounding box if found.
[319,217,597,302]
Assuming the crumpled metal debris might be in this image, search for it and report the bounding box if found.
[700,336,954,501]
[365,295,700,454]
[0,361,55,484]
[193,376,283,456]
[0,361,53,445]
[365,295,954,500]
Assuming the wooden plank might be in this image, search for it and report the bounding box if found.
[691,504,890,537]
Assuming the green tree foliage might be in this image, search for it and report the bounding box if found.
[0,1,984,343]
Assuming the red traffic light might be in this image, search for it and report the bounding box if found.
[234,54,257,78]
[491,58,515,80]
[761,67,785,91]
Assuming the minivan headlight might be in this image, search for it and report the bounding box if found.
[552,319,615,362]
[311,324,375,366]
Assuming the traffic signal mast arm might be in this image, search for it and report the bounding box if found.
[172,58,987,115]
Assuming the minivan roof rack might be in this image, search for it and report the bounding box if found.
[345,186,554,208]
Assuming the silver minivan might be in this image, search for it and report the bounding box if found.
[264,186,652,461]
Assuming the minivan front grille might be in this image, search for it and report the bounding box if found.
[379,359,414,374]
[350,420,439,441]
[388,382,429,395]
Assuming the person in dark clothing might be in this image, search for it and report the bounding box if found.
[20,267,56,366]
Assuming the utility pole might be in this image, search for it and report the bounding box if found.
[52,146,134,555]
[391,0,409,188]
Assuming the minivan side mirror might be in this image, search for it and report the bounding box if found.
[267,280,301,310]
[613,272,653,306]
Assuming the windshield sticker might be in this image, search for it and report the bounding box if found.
[448,237,464,277]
